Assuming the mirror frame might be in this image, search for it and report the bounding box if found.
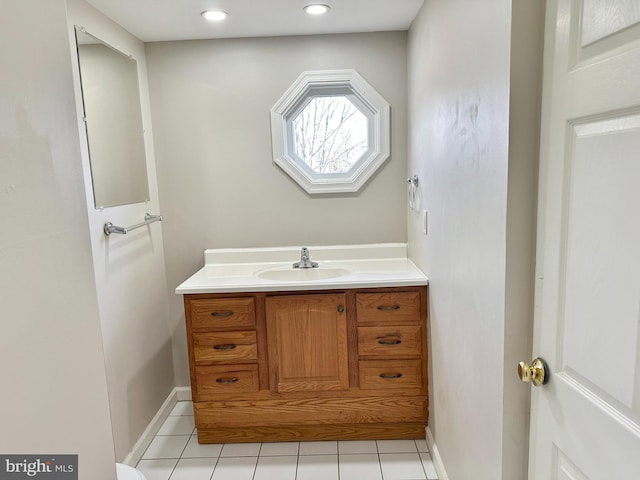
[270,70,390,194]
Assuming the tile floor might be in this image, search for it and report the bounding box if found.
[136,401,438,480]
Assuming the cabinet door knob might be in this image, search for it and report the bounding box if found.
[379,373,403,379]
[337,305,345,313]
[213,344,237,351]
[377,305,400,311]
[216,377,239,384]
[211,311,234,317]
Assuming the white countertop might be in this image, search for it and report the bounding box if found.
[175,243,429,294]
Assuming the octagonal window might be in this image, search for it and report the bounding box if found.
[292,95,369,174]
[271,70,390,194]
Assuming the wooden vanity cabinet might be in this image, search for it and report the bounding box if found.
[183,286,428,443]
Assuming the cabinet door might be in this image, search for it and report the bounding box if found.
[266,293,349,393]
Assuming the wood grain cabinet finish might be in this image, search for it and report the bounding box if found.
[183,286,428,444]
[196,364,260,400]
[190,297,256,331]
[357,325,422,356]
[266,294,349,393]
[193,331,258,364]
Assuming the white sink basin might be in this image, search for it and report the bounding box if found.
[257,266,351,282]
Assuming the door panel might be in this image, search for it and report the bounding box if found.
[531,0,640,478]
[576,1,640,69]
[562,116,640,413]
[553,446,589,480]
[581,0,640,46]
[266,294,349,392]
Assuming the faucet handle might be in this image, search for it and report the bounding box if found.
[293,247,318,268]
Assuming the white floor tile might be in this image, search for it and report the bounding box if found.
[379,453,426,480]
[143,435,190,459]
[298,441,338,455]
[415,439,429,453]
[338,440,378,454]
[170,401,194,416]
[220,442,262,457]
[169,457,217,480]
[136,458,178,480]
[157,416,195,436]
[376,439,419,453]
[296,455,338,480]
[260,442,299,456]
[253,455,297,480]
[211,456,257,480]
[145,412,439,480]
[419,452,438,480]
[338,453,383,480]
[181,435,223,458]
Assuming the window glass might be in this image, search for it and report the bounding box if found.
[293,96,368,174]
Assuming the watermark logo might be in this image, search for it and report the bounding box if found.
[0,456,77,479]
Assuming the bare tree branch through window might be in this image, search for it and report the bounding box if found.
[293,96,368,173]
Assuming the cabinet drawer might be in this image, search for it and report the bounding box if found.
[356,292,420,324]
[195,365,259,400]
[357,325,422,357]
[194,331,257,365]
[358,360,423,390]
[190,297,255,331]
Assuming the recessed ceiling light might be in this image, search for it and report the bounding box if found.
[303,4,330,15]
[201,10,228,21]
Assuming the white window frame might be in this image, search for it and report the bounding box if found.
[270,70,390,194]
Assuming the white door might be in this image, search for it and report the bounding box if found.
[529,0,640,478]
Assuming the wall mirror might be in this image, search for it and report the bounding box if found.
[74,26,149,208]
[271,70,390,194]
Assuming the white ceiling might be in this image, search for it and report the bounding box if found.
[85,0,425,43]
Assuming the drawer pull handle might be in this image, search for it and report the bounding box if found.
[216,377,239,384]
[211,311,234,317]
[378,338,401,345]
[379,373,403,379]
[377,305,400,311]
[213,344,237,351]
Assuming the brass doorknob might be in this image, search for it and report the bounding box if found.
[518,357,549,387]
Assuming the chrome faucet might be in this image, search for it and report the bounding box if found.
[293,247,318,269]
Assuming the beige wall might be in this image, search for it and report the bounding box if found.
[408,0,542,479]
[146,32,409,386]
[0,0,116,477]
[67,0,175,462]
[503,0,544,478]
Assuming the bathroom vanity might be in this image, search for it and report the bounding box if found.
[176,244,429,443]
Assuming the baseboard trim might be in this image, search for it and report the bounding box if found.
[123,388,181,466]
[425,426,449,480]
[175,386,192,401]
